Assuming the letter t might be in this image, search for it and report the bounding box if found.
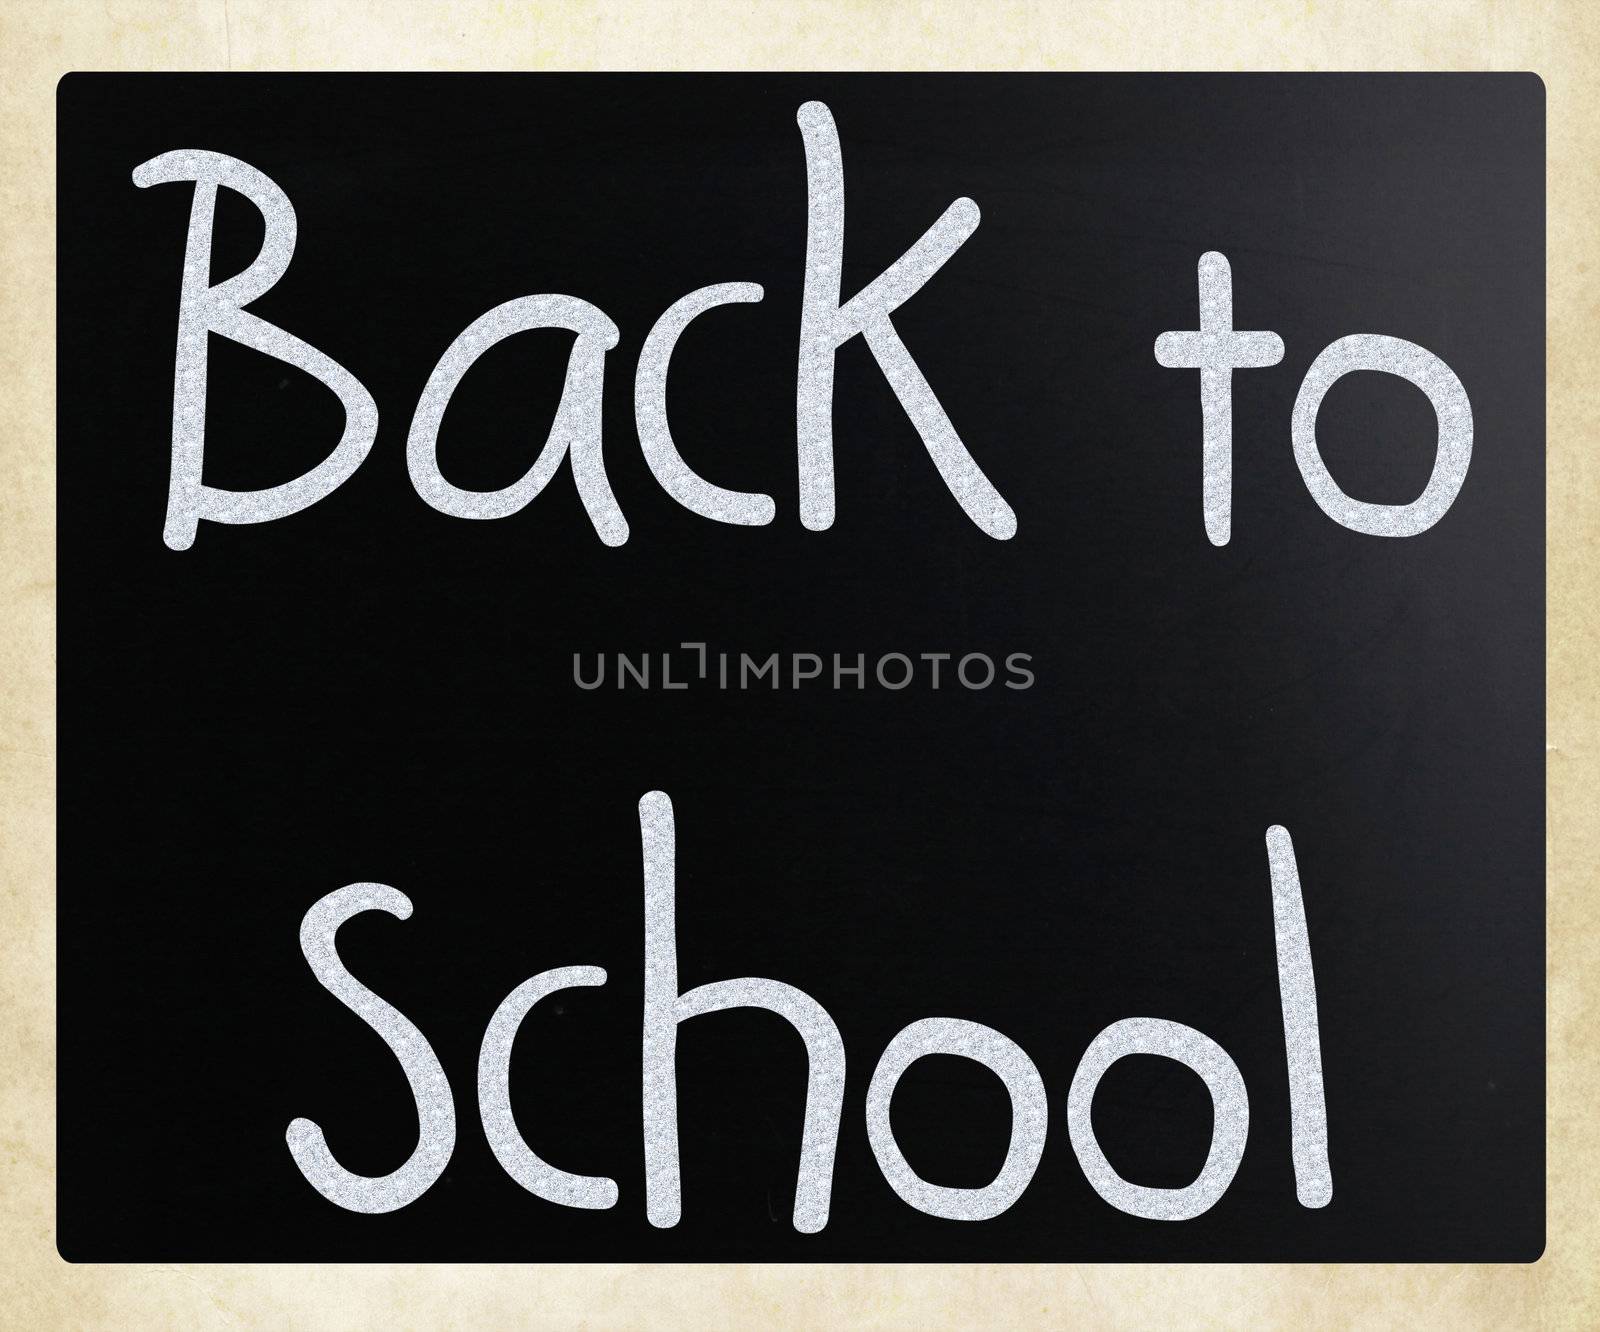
[1154,252,1284,546]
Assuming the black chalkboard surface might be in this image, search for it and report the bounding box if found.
[57,74,1543,1262]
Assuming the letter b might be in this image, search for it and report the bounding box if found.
[134,151,377,550]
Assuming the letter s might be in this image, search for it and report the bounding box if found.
[286,884,455,1213]
[1004,652,1035,690]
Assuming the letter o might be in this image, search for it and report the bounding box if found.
[866,1017,1048,1220]
[1291,333,1472,537]
[957,653,996,689]
[1066,1017,1248,1221]
[875,652,914,690]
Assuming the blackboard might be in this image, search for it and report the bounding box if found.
[57,73,1543,1261]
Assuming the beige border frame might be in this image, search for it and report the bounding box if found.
[3,2,1595,1326]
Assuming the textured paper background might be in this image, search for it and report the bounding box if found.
[2,1,1594,1326]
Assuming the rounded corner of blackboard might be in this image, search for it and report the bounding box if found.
[1512,1228,1548,1265]
[53,1228,88,1266]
